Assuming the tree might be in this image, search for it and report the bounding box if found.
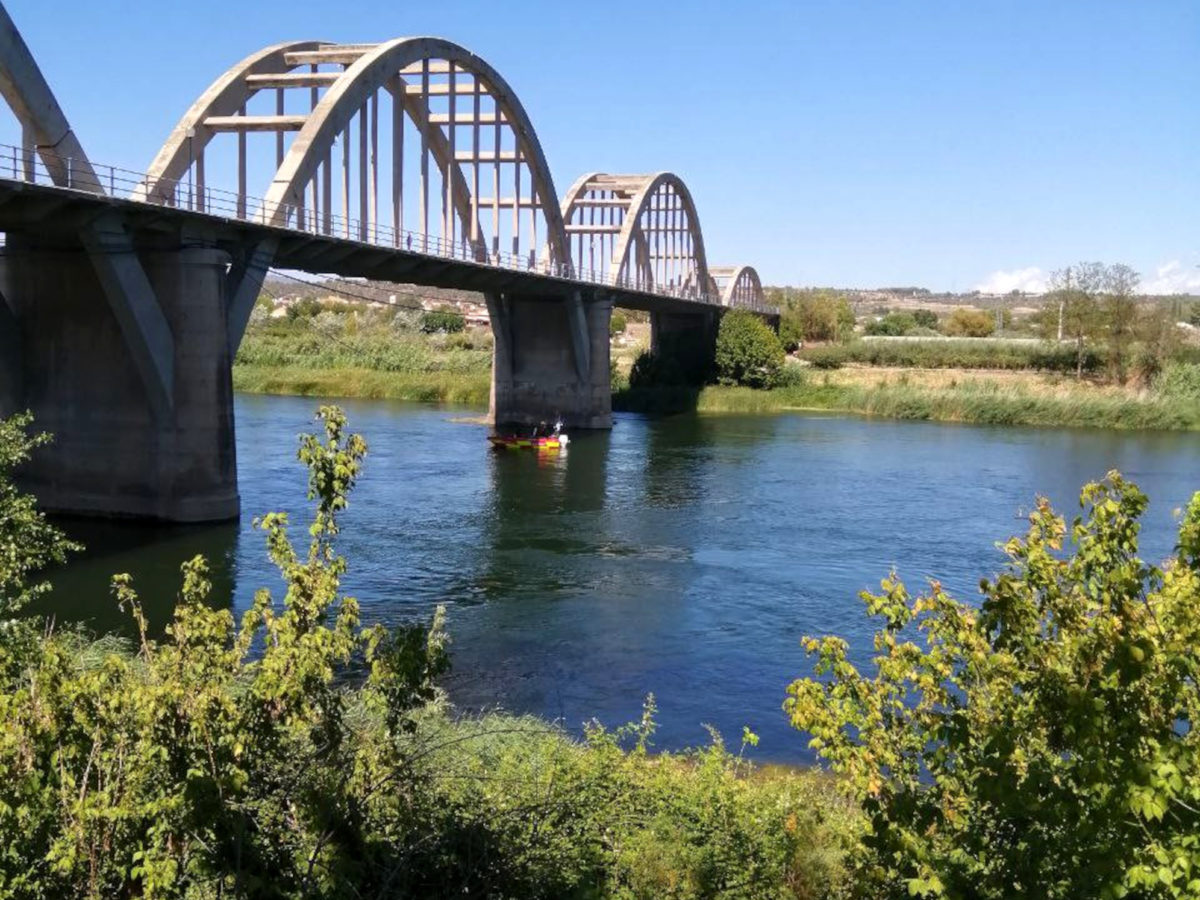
[787,473,1200,899]
[780,289,850,345]
[0,413,79,619]
[1047,264,1104,378]
[715,310,785,388]
[912,309,939,329]
[1103,264,1140,384]
[609,311,628,336]
[941,308,995,337]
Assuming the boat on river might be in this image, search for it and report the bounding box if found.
[489,421,570,452]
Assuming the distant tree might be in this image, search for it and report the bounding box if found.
[1103,263,1140,384]
[609,312,628,336]
[912,309,939,329]
[942,308,995,338]
[1046,264,1104,378]
[1190,303,1200,327]
[715,310,784,388]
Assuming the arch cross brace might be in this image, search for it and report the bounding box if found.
[78,213,175,421]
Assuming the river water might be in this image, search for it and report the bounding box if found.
[34,395,1200,762]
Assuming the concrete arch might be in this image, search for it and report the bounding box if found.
[561,172,710,298]
[137,40,323,203]
[0,3,101,192]
[262,38,569,267]
[710,265,764,309]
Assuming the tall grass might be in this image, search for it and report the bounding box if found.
[799,339,1102,373]
[233,366,491,406]
[618,374,1200,431]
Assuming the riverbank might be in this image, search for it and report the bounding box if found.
[233,361,1200,431]
[615,365,1200,431]
[233,364,491,406]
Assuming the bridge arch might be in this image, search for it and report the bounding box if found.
[561,172,710,299]
[138,39,569,270]
[709,265,765,309]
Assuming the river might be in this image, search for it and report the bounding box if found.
[33,394,1200,762]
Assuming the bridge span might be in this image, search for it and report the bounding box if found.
[0,10,774,521]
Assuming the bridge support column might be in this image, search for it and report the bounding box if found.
[0,287,18,414]
[650,309,719,383]
[2,235,239,521]
[488,290,612,429]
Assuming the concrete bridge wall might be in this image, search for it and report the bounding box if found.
[1,235,240,521]
[488,292,613,430]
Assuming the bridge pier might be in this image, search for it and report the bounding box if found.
[650,309,719,383]
[488,291,612,430]
[1,234,240,521]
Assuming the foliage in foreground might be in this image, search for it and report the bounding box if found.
[0,409,855,899]
[787,473,1200,899]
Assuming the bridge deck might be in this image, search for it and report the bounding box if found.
[0,177,776,318]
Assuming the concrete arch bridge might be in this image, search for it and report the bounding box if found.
[0,10,774,521]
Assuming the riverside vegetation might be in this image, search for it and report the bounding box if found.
[233,275,1200,431]
[3,407,1200,897]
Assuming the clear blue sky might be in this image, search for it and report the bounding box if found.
[4,0,1197,292]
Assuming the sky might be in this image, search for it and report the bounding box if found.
[4,0,1197,292]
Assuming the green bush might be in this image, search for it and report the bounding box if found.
[716,310,785,388]
[1156,362,1200,402]
[286,296,324,320]
[420,308,465,334]
[864,312,917,337]
[610,312,628,336]
[912,309,938,329]
[942,307,996,337]
[788,473,1200,899]
[796,339,1104,374]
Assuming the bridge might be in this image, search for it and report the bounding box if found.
[0,6,774,521]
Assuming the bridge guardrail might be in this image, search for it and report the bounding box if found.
[0,143,776,314]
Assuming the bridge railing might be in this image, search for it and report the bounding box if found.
[0,143,776,314]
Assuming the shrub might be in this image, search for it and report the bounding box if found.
[787,473,1200,899]
[610,312,628,336]
[864,312,917,337]
[780,315,805,352]
[420,308,465,333]
[286,296,324,320]
[912,309,938,329]
[942,307,995,337]
[715,310,785,388]
[1156,361,1200,402]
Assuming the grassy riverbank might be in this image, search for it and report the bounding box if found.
[233,364,491,405]
[233,304,1200,430]
[233,360,1200,431]
[619,365,1200,430]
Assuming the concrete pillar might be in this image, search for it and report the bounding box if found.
[0,287,18,415]
[650,308,718,383]
[3,235,239,521]
[488,290,612,429]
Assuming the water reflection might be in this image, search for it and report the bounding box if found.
[31,517,238,634]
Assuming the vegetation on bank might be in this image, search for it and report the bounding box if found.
[617,366,1200,430]
[3,407,1200,897]
[790,473,1200,899]
[234,299,492,405]
[0,409,857,899]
